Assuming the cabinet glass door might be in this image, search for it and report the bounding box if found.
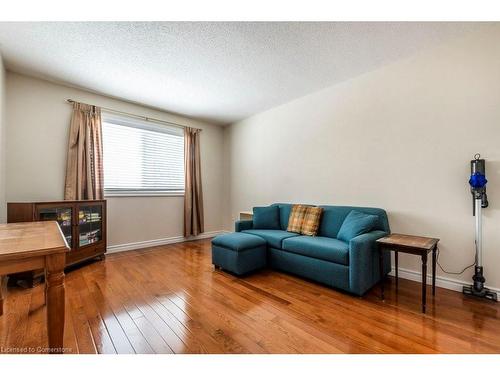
[38,207,73,246]
[78,205,103,247]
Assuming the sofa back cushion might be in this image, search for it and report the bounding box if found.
[253,206,281,230]
[272,203,293,231]
[272,203,389,238]
[317,207,347,238]
[318,205,389,238]
[336,210,379,242]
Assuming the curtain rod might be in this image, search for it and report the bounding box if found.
[65,99,201,131]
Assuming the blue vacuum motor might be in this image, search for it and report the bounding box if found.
[469,154,488,213]
[469,172,487,189]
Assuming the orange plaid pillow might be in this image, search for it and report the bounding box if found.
[287,204,309,233]
[301,206,323,236]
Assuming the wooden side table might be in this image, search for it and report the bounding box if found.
[239,211,253,221]
[376,233,439,313]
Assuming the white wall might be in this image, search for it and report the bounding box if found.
[5,72,225,247]
[224,25,500,290]
[0,53,6,222]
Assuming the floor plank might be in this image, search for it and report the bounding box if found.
[1,238,499,354]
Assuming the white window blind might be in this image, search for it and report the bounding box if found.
[102,112,185,196]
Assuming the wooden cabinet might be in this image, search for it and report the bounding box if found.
[7,200,107,287]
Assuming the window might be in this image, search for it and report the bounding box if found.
[102,112,185,196]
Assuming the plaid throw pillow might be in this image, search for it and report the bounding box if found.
[301,206,323,236]
[287,204,309,233]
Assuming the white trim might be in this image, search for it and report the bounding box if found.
[389,266,500,293]
[106,230,229,254]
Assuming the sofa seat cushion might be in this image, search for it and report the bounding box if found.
[212,232,266,251]
[282,236,349,265]
[242,229,299,249]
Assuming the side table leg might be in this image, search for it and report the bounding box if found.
[379,248,385,300]
[432,247,437,296]
[422,252,428,313]
[46,253,66,353]
[395,251,399,289]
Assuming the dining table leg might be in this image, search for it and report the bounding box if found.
[45,253,66,353]
[0,275,4,316]
[44,268,48,305]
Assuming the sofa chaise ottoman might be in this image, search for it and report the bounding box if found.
[212,203,391,296]
[211,232,267,275]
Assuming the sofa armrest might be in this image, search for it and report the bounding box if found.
[348,230,389,295]
[235,220,253,232]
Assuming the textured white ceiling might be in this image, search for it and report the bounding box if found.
[0,22,485,124]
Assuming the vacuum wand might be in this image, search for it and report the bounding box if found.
[463,154,497,301]
[474,198,482,267]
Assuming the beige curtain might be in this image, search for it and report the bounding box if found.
[184,127,204,236]
[64,102,104,200]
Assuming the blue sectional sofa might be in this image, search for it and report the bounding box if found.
[229,203,391,296]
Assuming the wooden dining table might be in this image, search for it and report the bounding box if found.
[0,221,69,353]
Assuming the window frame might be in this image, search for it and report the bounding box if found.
[102,112,185,198]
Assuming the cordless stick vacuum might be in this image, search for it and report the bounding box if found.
[462,154,498,301]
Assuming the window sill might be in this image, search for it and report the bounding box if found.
[104,191,185,198]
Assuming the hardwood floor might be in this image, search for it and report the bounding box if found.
[1,238,499,354]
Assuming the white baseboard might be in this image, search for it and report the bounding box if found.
[107,230,229,254]
[389,266,500,293]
